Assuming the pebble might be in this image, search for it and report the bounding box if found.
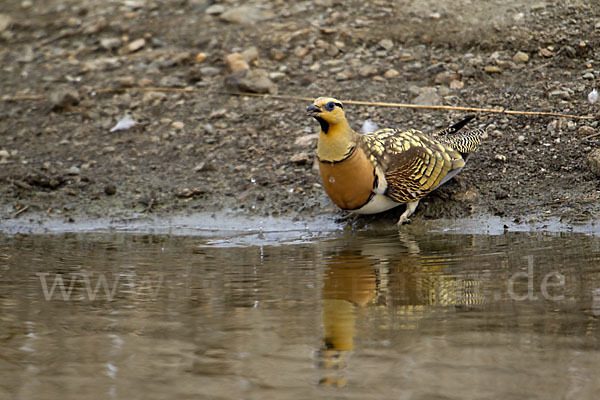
[241,46,259,64]
[435,71,460,85]
[583,72,595,80]
[359,65,378,77]
[484,65,502,73]
[549,89,570,100]
[587,149,600,177]
[120,38,145,54]
[383,68,399,78]
[225,52,249,73]
[100,37,121,51]
[512,51,529,63]
[205,4,225,15]
[412,87,441,106]
[200,66,220,77]
[589,89,599,104]
[0,14,12,32]
[335,71,353,81]
[449,79,464,89]
[294,46,309,58]
[378,39,394,51]
[578,126,595,137]
[67,166,80,175]
[220,6,275,25]
[0,149,9,159]
[195,52,207,63]
[290,152,310,165]
[104,184,117,196]
[172,121,184,130]
[294,134,319,147]
[50,86,80,110]
[228,69,277,94]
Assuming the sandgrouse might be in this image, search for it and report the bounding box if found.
[307,97,486,225]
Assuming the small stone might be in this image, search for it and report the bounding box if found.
[578,126,595,137]
[241,46,259,64]
[412,87,441,106]
[270,49,286,61]
[495,190,509,200]
[290,152,310,165]
[335,71,353,81]
[484,65,502,73]
[200,66,220,77]
[359,65,378,77]
[383,68,399,78]
[0,14,13,33]
[453,188,478,202]
[225,52,249,73]
[117,75,136,87]
[195,52,207,63]
[449,79,464,89]
[104,184,117,196]
[294,46,309,58]
[100,37,121,51]
[539,48,554,58]
[21,1,32,9]
[269,72,285,81]
[512,51,529,63]
[120,38,145,54]
[378,39,394,51]
[587,149,600,177]
[67,166,80,175]
[494,154,507,161]
[588,89,599,104]
[50,86,80,110]
[0,149,9,158]
[549,89,570,100]
[176,188,204,198]
[583,72,595,80]
[228,69,277,94]
[294,134,319,147]
[205,4,225,15]
[434,71,460,85]
[220,6,275,25]
[172,121,184,130]
[518,135,526,142]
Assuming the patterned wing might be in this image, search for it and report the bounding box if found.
[362,129,466,203]
[438,128,485,155]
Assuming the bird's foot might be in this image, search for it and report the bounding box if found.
[336,212,358,223]
[396,200,420,226]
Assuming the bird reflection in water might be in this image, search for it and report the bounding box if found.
[317,232,485,387]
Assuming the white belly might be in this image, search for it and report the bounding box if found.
[352,193,401,214]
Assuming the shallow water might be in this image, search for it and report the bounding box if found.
[1,227,600,399]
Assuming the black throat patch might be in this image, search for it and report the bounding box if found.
[314,116,329,133]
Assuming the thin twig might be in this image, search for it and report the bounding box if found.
[581,131,600,141]
[13,205,29,218]
[226,91,594,120]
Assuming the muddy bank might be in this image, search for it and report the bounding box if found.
[1,0,599,229]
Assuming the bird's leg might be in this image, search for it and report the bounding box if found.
[396,200,419,225]
[336,212,358,223]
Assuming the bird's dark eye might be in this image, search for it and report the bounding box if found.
[325,101,335,111]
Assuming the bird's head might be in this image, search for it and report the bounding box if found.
[306,97,346,134]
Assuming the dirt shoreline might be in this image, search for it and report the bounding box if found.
[1,0,599,230]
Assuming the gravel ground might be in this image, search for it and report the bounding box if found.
[1,0,599,228]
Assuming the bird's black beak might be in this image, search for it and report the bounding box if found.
[306,104,321,117]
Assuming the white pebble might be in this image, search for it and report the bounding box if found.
[588,88,598,104]
[361,120,379,134]
[110,115,137,132]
